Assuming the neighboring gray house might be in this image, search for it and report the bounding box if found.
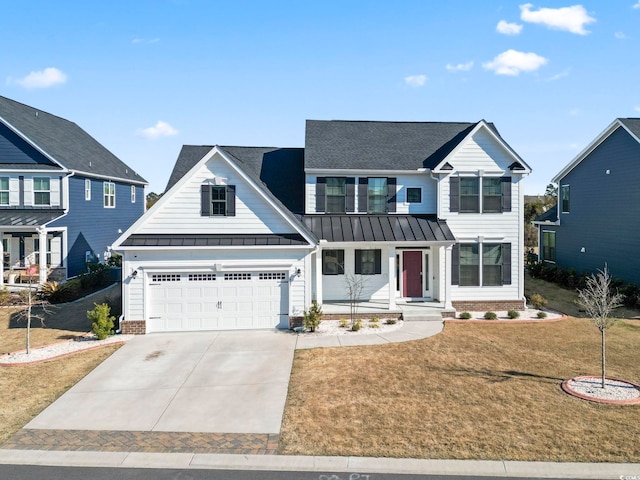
[534,118,640,284]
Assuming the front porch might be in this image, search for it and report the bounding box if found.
[320,299,455,321]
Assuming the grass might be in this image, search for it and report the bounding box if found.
[280,279,640,462]
[0,285,122,444]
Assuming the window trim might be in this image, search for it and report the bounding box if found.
[355,249,381,275]
[482,178,502,213]
[453,242,511,287]
[541,230,556,263]
[0,177,9,205]
[459,177,480,213]
[33,177,51,206]
[367,178,388,214]
[322,250,345,275]
[406,187,422,204]
[325,177,347,214]
[103,181,116,208]
[561,184,570,213]
[85,179,91,201]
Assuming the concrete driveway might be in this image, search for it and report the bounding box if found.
[26,330,296,434]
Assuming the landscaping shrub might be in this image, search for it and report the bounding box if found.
[507,310,520,319]
[46,280,80,304]
[0,286,10,306]
[484,311,497,320]
[529,293,548,310]
[368,323,379,329]
[87,303,115,340]
[351,319,363,331]
[537,311,548,319]
[339,318,349,328]
[385,318,397,325]
[107,252,122,267]
[370,317,379,323]
[303,301,323,332]
[459,311,472,320]
[80,262,110,289]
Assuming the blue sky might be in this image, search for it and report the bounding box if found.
[2,1,639,194]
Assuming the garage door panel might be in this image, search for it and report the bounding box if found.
[148,271,288,332]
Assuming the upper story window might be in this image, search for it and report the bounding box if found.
[459,178,480,213]
[0,177,9,205]
[33,177,50,205]
[326,177,346,213]
[406,187,422,204]
[85,179,91,201]
[131,185,136,203]
[367,178,387,214]
[104,182,115,208]
[450,176,511,214]
[561,185,570,213]
[200,184,236,216]
[482,178,502,213]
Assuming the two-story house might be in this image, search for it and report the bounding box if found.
[534,118,640,284]
[113,120,530,334]
[0,96,147,284]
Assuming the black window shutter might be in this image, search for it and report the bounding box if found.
[346,177,355,212]
[450,177,459,212]
[501,177,512,212]
[316,177,326,213]
[226,185,236,216]
[338,250,345,274]
[502,243,512,285]
[354,250,362,274]
[451,244,460,285]
[201,185,211,216]
[374,249,382,274]
[387,177,397,213]
[358,177,368,212]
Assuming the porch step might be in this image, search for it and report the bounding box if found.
[401,313,444,322]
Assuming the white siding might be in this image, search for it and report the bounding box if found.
[322,247,389,301]
[138,153,297,235]
[440,128,526,303]
[305,172,437,214]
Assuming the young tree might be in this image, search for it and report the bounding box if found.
[344,273,366,327]
[544,183,558,197]
[16,280,51,354]
[576,265,624,388]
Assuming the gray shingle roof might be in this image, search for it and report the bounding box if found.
[305,120,479,170]
[0,96,146,184]
[533,205,558,223]
[620,118,640,139]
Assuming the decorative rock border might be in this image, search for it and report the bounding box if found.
[561,376,640,405]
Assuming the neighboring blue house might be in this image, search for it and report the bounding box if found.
[534,118,640,284]
[0,96,147,284]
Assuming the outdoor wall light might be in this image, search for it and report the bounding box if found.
[132,270,138,278]
[296,268,301,277]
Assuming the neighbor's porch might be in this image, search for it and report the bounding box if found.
[0,229,65,286]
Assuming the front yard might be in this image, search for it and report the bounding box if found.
[280,278,640,462]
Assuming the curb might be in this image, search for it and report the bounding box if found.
[561,376,640,405]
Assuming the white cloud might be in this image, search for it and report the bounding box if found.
[483,49,548,76]
[614,31,629,39]
[446,61,474,72]
[132,38,160,44]
[568,108,580,116]
[138,121,179,139]
[544,68,570,81]
[496,20,523,35]
[404,74,427,87]
[520,3,596,35]
[8,67,67,89]
[635,105,640,113]
[634,1,640,9]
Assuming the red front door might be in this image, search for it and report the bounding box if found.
[402,251,422,297]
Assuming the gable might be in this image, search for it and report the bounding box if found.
[135,150,303,236]
[446,127,524,173]
[0,122,60,167]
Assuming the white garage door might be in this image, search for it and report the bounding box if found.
[147,271,289,332]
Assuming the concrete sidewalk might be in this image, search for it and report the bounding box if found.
[0,449,637,478]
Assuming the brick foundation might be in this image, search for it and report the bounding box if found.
[121,320,146,335]
[452,299,526,312]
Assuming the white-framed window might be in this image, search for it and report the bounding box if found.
[459,177,480,213]
[367,178,387,214]
[561,185,570,213]
[406,187,422,204]
[454,243,510,287]
[482,178,502,213]
[542,231,556,263]
[131,185,136,203]
[355,249,381,275]
[104,182,115,208]
[33,177,51,205]
[0,177,9,205]
[85,179,91,201]
[326,177,347,213]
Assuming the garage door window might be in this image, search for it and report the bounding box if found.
[259,272,286,280]
[188,274,217,281]
[152,274,181,282]
[224,273,251,281]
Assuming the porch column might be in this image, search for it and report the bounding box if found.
[388,246,396,310]
[38,229,47,284]
[444,244,453,310]
[315,250,323,305]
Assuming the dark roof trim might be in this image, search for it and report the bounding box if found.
[120,233,311,247]
[301,214,455,243]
